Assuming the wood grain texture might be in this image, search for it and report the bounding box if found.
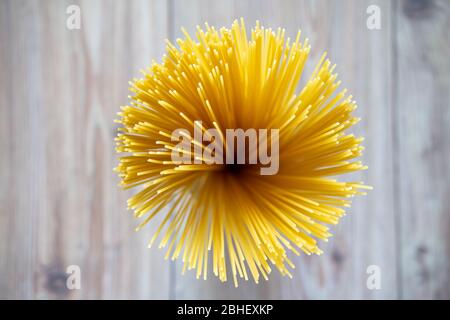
[0,0,449,299]
[0,0,171,299]
[395,0,450,299]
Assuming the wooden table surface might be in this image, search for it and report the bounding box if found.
[1,0,449,299]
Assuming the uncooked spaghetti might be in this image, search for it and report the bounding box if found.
[115,19,370,286]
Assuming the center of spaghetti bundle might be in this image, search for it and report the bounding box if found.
[169,121,280,176]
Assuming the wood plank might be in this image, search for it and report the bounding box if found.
[0,0,171,299]
[395,0,450,299]
[276,0,398,300]
[169,0,398,299]
[169,0,251,300]
[0,0,43,299]
[170,0,287,300]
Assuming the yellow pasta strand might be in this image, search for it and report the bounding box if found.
[115,19,371,286]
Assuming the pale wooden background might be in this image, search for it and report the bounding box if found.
[1,0,449,299]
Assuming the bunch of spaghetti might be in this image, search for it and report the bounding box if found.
[115,19,370,287]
